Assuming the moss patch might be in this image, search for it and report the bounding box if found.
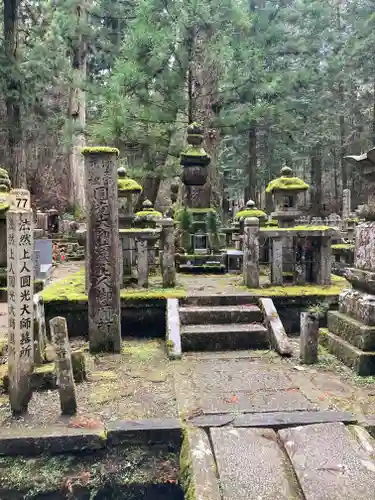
[246,275,348,297]
[332,243,355,250]
[234,209,267,220]
[135,209,162,218]
[40,270,186,303]
[266,176,309,193]
[81,146,119,155]
[118,178,142,192]
[260,225,333,232]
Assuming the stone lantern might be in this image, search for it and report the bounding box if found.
[234,200,267,232]
[266,166,309,228]
[180,122,210,187]
[134,199,162,229]
[117,166,142,229]
[0,167,11,268]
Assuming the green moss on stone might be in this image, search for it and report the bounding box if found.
[135,209,162,218]
[118,178,142,192]
[81,146,119,155]
[181,147,208,157]
[246,277,347,297]
[266,176,309,193]
[332,243,355,250]
[119,228,160,233]
[260,225,333,232]
[235,209,267,220]
[179,427,197,500]
[175,207,216,220]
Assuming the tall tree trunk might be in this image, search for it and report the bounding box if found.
[310,143,322,216]
[68,1,87,210]
[336,2,347,190]
[245,118,257,202]
[4,0,26,188]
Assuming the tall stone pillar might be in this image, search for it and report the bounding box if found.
[7,208,34,415]
[243,217,259,287]
[160,218,176,288]
[271,237,283,285]
[318,236,332,285]
[342,188,351,220]
[82,147,121,353]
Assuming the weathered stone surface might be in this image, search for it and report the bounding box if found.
[7,208,34,415]
[180,295,258,307]
[300,312,319,364]
[243,217,259,287]
[181,323,269,351]
[342,188,351,219]
[160,218,176,288]
[355,221,375,272]
[279,422,375,500]
[211,427,302,499]
[339,288,375,325]
[260,297,292,356]
[166,298,181,359]
[0,427,106,456]
[199,388,317,414]
[179,304,262,325]
[271,237,283,285]
[328,310,375,350]
[318,235,332,285]
[136,237,148,287]
[320,330,375,376]
[180,427,221,500]
[188,414,235,427]
[233,410,357,429]
[84,148,121,353]
[107,418,181,446]
[344,267,375,294]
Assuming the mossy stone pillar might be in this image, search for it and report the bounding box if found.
[243,217,260,288]
[82,147,121,353]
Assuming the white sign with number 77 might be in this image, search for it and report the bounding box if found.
[9,189,31,210]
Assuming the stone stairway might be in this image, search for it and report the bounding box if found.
[179,295,269,352]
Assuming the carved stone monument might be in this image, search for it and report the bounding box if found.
[82,147,121,353]
[7,207,34,415]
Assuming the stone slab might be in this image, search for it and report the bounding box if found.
[355,221,375,272]
[188,414,235,427]
[199,388,317,414]
[166,298,181,359]
[106,418,182,447]
[210,427,303,500]
[321,330,375,376]
[0,427,105,456]
[279,422,375,500]
[180,427,221,500]
[339,289,375,326]
[259,297,293,356]
[232,410,357,429]
[179,304,262,325]
[34,239,53,266]
[328,310,375,350]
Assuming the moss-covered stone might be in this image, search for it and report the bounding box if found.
[234,208,267,220]
[266,176,309,193]
[118,178,142,192]
[246,275,348,297]
[135,209,162,218]
[81,146,119,155]
[260,225,333,232]
[332,243,355,250]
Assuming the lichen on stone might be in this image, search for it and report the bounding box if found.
[234,208,267,220]
[135,209,162,218]
[81,146,120,155]
[118,178,142,193]
[266,176,309,193]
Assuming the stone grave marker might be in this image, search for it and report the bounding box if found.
[7,208,34,415]
[34,239,53,280]
[33,294,47,365]
[49,316,77,415]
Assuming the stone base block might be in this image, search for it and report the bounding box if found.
[327,310,375,350]
[344,267,375,294]
[339,289,375,325]
[320,330,375,376]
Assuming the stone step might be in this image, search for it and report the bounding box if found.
[181,323,269,351]
[180,295,258,307]
[320,330,375,376]
[279,422,375,500]
[327,310,375,350]
[210,427,304,500]
[179,304,262,325]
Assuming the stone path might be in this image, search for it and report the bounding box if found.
[175,351,375,500]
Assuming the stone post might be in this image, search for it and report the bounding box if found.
[137,237,148,287]
[49,316,77,415]
[33,294,47,365]
[243,217,259,287]
[318,236,331,285]
[34,249,41,280]
[7,208,34,415]
[300,312,319,364]
[160,218,176,288]
[82,147,121,353]
[271,237,283,285]
[120,232,133,283]
[342,188,351,220]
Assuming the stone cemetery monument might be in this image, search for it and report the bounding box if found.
[7,206,34,415]
[82,146,121,354]
[324,147,375,375]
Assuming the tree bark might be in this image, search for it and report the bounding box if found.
[68,1,87,210]
[310,143,322,216]
[245,118,257,202]
[4,0,26,188]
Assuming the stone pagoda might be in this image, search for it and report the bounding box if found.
[324,148,375,375]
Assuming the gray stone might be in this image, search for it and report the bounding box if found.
[33,249,41,279]
[342,188,351,220]
[188,414,235,427]
[233,410,357,429]
[271,236,283,285]
[211,427,302,499]
[84,148,121,353]
[328,310,375,350]
[279,422,375,500]
[136,237,148,287]
[7,208,34,415]
[49,316,77,415]
[355,221,375,272]
[33,294,47,365]
[339,289,375,325]
[106,418,182,446]
[300,312,319,364]
[260,297,292,356]
[179,304,262,325]
[0,427,105,456]
[318,235,332,285]
[243,217,259,287]
[160,218,176,287]
[180,426,221,500]
[166,298,181,359]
